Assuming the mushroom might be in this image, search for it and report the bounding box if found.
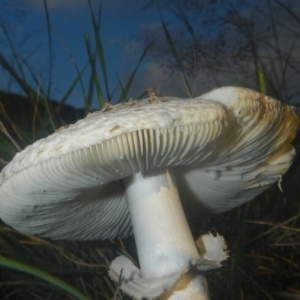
[0,87,297,299]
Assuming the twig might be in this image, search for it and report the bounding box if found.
[246,214,300,244]
[0,120,22,151]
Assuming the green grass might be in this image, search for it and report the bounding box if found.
[0,254,90,300]
[0,224,120,299]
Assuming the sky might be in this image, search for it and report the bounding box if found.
[0,0,174,109]
[1,0,299,109]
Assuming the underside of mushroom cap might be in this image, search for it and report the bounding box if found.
[0,97,226,239]
[0,87,297,240]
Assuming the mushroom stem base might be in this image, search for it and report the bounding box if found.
[160,272,209,300]
[124,168,210,299]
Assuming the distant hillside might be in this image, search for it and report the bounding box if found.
[0,90,86,129]
[0,91,86,164]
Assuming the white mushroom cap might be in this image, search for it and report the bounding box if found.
[0,87,297,240]
[177,87,298,217]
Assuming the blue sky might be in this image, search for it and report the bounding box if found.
[1,0,299,109]
[0,0,173,108]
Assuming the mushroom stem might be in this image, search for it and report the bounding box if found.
[124,168,210,299]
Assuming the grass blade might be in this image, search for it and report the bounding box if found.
[117,41,154,103]
[85,33,105,108]
[156,4,192,97]
[42,0,53,100]
[87,0,111,101]
[0,255,90,300]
